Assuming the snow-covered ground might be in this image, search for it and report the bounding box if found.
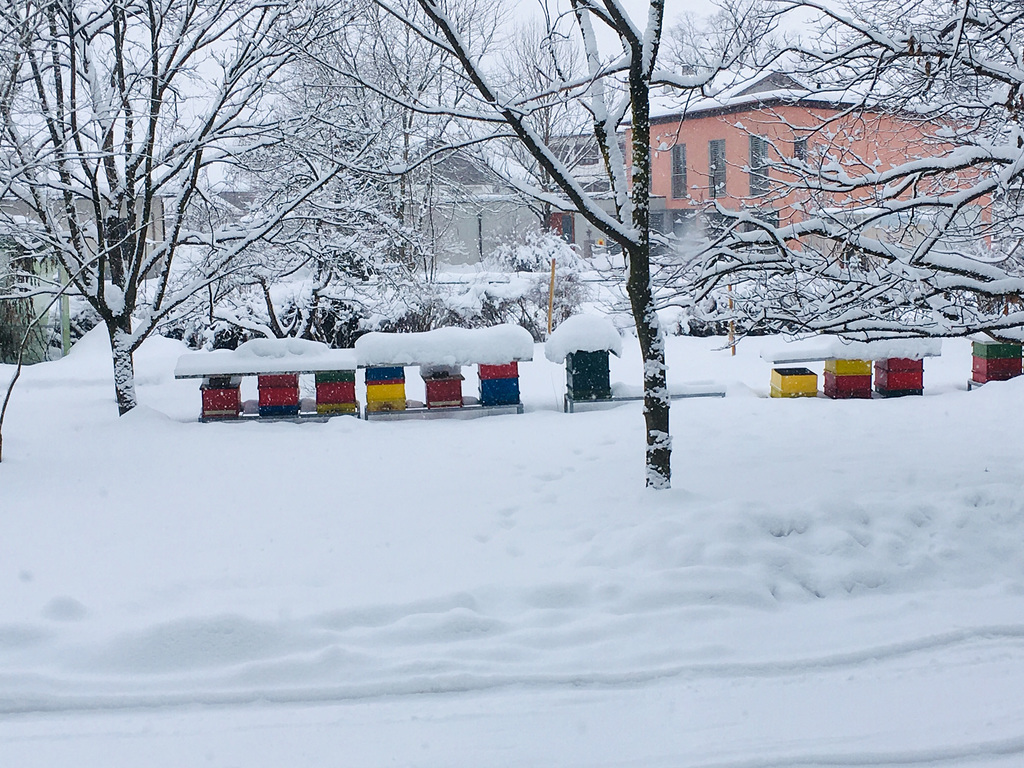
[2,329,1023,767]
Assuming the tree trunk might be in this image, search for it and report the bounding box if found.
[625,242,671,488]
[627,52,671,489]
[106,316,138,415]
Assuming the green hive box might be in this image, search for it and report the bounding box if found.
[315,369,356,384]
[566,350,612,400]
[972,340,1022,359]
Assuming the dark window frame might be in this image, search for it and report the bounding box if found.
[749,135,769,196]
[671,144,687,199]
[708,139,726,198]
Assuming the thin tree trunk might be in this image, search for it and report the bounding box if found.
[627,46,671,489]
[107,316,138,415]
[625,243,671,488]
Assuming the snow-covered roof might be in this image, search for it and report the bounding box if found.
[174,338,357,378]
[647,69,861,123]
[355,325,535,367]
[760,336,942,364]
[544,314,623,363]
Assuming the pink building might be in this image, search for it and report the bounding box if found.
[627,72,965,244]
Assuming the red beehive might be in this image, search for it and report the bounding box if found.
[479,362,518,380]
[201,376,241,419]
[972,356,1022,382]
[823,371,871,399]
[424,376,463,408]
[315,381,356,404]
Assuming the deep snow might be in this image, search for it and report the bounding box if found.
[2,328,1023,767]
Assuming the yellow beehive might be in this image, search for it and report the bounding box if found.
[316,402,359,415]
[770,367,817,398]
[824,358,871,376]
[365,382,406,411]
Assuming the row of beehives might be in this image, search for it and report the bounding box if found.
[771,340,1023,399]
[197,351,619,420]
[198,362,529,420]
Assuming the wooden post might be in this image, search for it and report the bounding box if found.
[547,257,556,336]
[728,284,735,356]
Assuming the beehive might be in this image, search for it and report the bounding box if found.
[315,373,358,415]
[874,358,923,397]
[971,340,1022,384]
[566,350,612,400]
[257,372,299,416]
[201,376,241,419]
[364,366,406,412]
[479,363,521,406]
[769,367,817,398]
[424,375,464,408]
[822,359,871,399]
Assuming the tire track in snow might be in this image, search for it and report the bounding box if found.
[2,623,1023,716]
[675,733,1024,767]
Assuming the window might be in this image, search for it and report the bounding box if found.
[560,212,575,244]
[749,135,769,196]
[671,144,687,199]
[794,137,808,162]
[649,211,665,234]
[708,139,726,198]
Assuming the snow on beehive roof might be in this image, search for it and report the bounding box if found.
[544,314,623,363]
[354,324,534,367]
[174,338,356,378]
[759,336,942,364]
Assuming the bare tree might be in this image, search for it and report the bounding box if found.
[686,0,1024,340]
[0,0,341,414]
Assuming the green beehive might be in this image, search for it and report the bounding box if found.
[972,340,1022,359]
[566,350,612,400]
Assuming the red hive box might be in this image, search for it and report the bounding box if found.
[258,373,298,389]
[877,358,923,373]
[258,385,299,407]
[874,368,923,390]
[479,362,518,380]
[972,356,1022,382]
[874,359,924,396]
[201,376,241,418]
[424,377,463,408]
[823,371,871,399]
[315,381,356,404]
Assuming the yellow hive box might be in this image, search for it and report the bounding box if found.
[366,382,406,402]
[770,367,817,397]
[317,402,359,415]
[824,358,871,376]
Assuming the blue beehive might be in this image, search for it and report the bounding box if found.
[479,377,520,406]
